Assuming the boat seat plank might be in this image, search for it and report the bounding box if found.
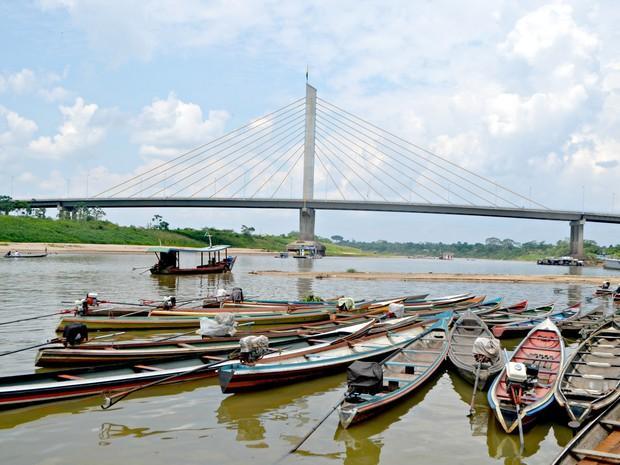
[133,364,163,371]
[57,374,84,380]
[601,420,620,428]
[202,355,226,361]
[518,345,562,352]
[177,343,195,349]
[571,448,620,461]
[402,349,442,354]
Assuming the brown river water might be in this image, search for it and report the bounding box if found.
[0,253,617,465]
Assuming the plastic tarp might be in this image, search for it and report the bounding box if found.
[338,297,355,311]
[346,361,383,393]
[197,313,237,337]
[388,303,405,318]
[472,336,501,362]
[239,335,269,354]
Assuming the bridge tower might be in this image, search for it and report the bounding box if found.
[569,218,585,258]
[287,83,325,257]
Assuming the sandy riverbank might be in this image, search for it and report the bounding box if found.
[250,270,618,285]
[0,242,273,255]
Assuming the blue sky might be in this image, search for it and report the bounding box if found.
[1,1,620,244]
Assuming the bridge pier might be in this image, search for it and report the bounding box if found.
[569,219,585,258]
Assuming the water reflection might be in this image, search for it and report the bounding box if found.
[295,257,314,298]
[332,371,444,465]
[216,374,343,446]
[448,371,490,437]
[151,273,234,296]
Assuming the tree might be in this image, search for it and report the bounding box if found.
[151,214,169,230]
[241,225,255,236]
[485,237,502,247]
[0,195,16,215]
[330,235,344,242]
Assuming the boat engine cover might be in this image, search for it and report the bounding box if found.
[506,362,527,383]
[197,314,237,337]
[231,287,244,303]
[472,336,501,363]
[346,361,383,395]
[63,323,88,347]
[239,335,269,363]
[337,297,355,311]
[388,303,405,318]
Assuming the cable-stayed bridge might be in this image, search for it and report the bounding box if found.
[21,85,620,257]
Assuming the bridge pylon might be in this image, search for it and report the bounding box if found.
[288,83,325,257]
[569,218,585,259]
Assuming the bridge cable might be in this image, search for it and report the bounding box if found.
[317,97,548,209]
[271,150,305,198]
[316,127,410,202]
[315,146,367,200]
[114,101,305,198]
[315,151,347,200]
[316,118,446,204]
[317,108,475,205]
[135,108,305,197]
[214,131,304,198]
[248,144,305,198]
[317,98,525,207]
[96,97,304,197]
[317,102,500,206]
[189,120,305,198]
[315,130,390,202]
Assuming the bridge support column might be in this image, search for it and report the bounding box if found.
[570,219,585,258]
[300,83,317,243]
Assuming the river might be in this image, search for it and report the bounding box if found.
[0,253,617,465]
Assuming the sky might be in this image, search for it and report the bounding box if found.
[1,1,620,245]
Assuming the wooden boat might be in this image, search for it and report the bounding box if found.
[56,308,333,331]
[491,303,581,338]
[218,316,431,393]
[37,312,391,367]
[481,303,555,328]
[555,320,620,427]
[447,310,504,389]
[404,293,472,305]
[0,318,404,410]
[3,251,47,258]
[337,315,451,428]
[488,318,565,433]
[557,304,612,336]
[551,398,620,465]
[148,245,235,275]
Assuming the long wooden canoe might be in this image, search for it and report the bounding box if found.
[551,398,620,465]
[56,308,333,331]
[491,303,581,338]
[0,318,404,410]
[337,315,451,428]
[218,317,431,393]
[556,320,620,427]
[488,318,565,434]
[481,303,555,328]
[448,310,504,389]
[37,312,388,367]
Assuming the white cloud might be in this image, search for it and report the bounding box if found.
[500,4,598,64]
[39,86,72,103]
[132,93,229,157]
[0,69,36,94]
[29,97,106,158]
[0,107,38,146]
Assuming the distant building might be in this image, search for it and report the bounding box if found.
[286,240,326,258]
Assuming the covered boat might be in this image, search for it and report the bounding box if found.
[448,310,504,389]
[337,314,451,428]
[148,245,236,275]
[556,320,620,427]
[488,318,565,434]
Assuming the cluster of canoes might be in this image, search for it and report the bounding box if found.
[1,289,619,463]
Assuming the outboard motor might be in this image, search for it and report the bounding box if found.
[75,299,88,316]
[86,292,99,306]
[344,361,383,403]
[472,336,501,365]
[239,335,269,364]
[63,323,88,347]
[506,361,538,405]
[163,296,176,309]
[231,287,244,303]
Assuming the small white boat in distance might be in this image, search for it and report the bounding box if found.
[603,258,620,270]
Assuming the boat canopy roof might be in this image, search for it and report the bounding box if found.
[147,245,230,253]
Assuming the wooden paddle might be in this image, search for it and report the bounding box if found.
[101,357,226,409]
[467,361,482,417]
